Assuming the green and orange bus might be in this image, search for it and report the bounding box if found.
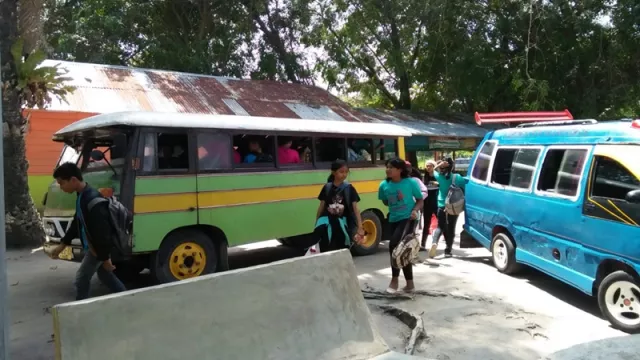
[41,111,412,283]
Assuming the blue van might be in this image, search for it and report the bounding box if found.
[464,115,640,332]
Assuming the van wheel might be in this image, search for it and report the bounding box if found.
[351,211,382,256]
[598,271,640,333]
[152,229,218,283]
[491,232,521,274]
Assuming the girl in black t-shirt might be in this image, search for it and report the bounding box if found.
[314,160,365,252]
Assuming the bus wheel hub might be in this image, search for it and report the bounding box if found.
[170,242,206,280]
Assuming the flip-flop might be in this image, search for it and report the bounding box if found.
[386,288,397,294]
[402,288,415,294]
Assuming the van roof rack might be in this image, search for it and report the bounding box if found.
[516,119,598,128]
[475,109,573,126]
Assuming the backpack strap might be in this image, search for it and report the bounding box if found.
[87,197,108,212]
[323,182,333,200]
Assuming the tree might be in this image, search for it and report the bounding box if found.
[242,0,315,84]
[1,0,74,247]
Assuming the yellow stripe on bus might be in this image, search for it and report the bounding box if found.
[134,180,382,214]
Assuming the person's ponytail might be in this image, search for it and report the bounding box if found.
[327,174,335,182]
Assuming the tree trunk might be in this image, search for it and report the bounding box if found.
[1,0,46,248]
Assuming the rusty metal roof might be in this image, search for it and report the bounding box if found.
[42,60,363,122]
[357,108,490,138]
[42,60,490,138]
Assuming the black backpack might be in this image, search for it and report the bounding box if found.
[323,182,351,209]
[87,196,133,257]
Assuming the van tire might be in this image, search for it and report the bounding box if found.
[598,271,640,333]
[491,232,521,275]
[152,229,218,284]
[351,211,382,256]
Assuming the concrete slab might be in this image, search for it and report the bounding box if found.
[370,352,431,359]
[541,335,640,360]
[52,250,419,360]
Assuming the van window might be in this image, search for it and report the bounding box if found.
[471,141,496,182]
[157,133,190,171]
[490,148,540,189]
[537,148,588,197]
[197,133,232,171]
[591,157,640,200]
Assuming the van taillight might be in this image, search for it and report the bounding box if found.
[632,120,640,129]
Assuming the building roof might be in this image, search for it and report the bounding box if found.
[53,111,412,141]
[42,60,366,122]
[356,108,490,137]
[41,60,490,138]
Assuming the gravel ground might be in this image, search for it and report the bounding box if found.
[6,219,629,359]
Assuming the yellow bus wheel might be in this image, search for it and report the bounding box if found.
[351,210,382,256]
[153,229,218,283]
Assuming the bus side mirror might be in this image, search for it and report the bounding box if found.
[625,189,640,204]
[90,150,105,161]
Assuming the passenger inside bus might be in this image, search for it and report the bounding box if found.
[278,136,300,164]
[197,133,232,170]
[157,133,189,170]
[244,139,274,163]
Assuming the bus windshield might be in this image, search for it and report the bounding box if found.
[56,145,82,167]
[55,131,129,172]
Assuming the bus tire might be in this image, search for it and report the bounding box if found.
[351,211,382,256]
[598,270,640,333]
[152,229,218,283]
[491,232,521,275]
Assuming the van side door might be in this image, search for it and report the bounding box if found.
[522,145,594,292]
[581,145,640,263]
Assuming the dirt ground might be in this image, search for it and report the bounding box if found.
[6,221,628,359]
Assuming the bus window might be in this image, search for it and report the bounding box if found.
[374,138,396,162]
[537,148,588,197]
[347,138,374,164]
[157,133,190,171]
[197,133,232,171]
[142,133,156,172]
[315,137,346,163]
[234,134,276,167]
[277,136,309,165]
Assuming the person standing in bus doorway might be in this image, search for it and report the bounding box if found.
[430,158,467,258]
[49,163,127,300]
[314,160,365,252]
[378,159,424,293]
[422,160,439,252]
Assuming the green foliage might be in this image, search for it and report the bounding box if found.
[42,0,640,118]
[9,38,75,109]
